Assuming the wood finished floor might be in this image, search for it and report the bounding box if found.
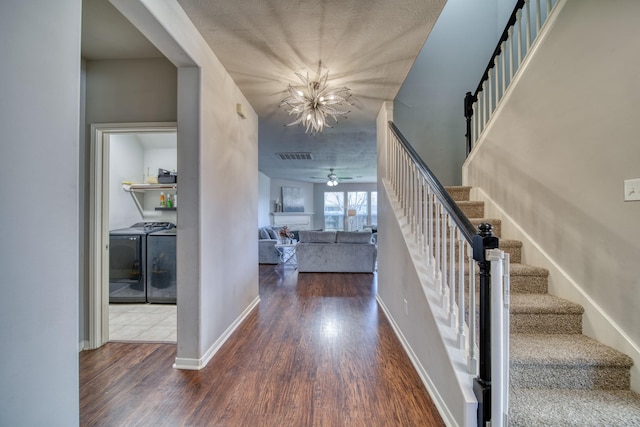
[80,265,445,426]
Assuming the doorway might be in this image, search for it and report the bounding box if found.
[89,122,177,349]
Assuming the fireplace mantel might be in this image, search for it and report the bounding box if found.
[270,212,315,230]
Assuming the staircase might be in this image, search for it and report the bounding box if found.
[446,186,640,426]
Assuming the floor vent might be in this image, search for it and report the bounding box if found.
[275,152,313,160]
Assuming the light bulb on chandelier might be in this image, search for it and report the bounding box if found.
[280,71,352,134]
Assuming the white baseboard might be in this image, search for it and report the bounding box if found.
[173,296,260,370]
[79,340,89,352]
[377,296,465,427]
[472,187,640,392]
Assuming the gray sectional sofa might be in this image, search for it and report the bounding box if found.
[258,227,280,264]
[296,230,377,273]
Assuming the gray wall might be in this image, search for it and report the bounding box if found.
[464,0,640,387]
[0,1,81,425]
[81,57,177,344]
[394,0,517,186]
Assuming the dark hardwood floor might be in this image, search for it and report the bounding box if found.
[80,265,445,426]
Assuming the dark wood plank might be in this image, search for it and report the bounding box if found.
[80,266,445,426]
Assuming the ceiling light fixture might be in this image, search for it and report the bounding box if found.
[327,168,339,187]
[280,71,352,134]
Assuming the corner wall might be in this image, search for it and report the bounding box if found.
[464,0,640,389]
[111,0,260,368]
[0,1,81,424]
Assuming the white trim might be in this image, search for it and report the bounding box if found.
[79,340,89,352]
[473,187,640,393]
[463,0,568,169]
[173,296,260,370]
[88,122,177,350]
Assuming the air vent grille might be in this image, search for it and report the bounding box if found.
[275,152,313,160]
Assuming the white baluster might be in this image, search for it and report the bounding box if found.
[449,219,456,326]
[536,0,542,32]
[457,230,466,349]
[433,203,442,294]
[508,27,514,82]
[525,0,532,48]
[500,42,506,100]
[516,9,523,65]
[441,210,448,307]
[494,56,500,111]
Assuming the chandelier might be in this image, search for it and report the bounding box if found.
[327,168,339,187]
[280,71,352,134]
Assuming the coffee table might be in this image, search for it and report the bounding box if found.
[274,242,298,268]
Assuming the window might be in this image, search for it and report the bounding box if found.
[323,190,377,231]
[324,192,344,231]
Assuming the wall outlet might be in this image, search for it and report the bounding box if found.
[624,178,640,201]
[404,299,409,316]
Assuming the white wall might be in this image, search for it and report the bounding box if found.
[394,0,518,186]
[464,0,640,388]
[270,178,315,214]
[109,134,145,229]
[258,171,271,228]
[0,1,80,425]
[111,0,260,368]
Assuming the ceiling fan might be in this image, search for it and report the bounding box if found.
[310,168,353,186]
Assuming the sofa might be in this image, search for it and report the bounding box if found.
[296,230,377,273]
[258,227,280,264]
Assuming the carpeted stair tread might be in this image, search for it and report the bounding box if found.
[510,388,640,426]
[510,263,549,277]
[511,334,633,389]
[510,293,584,315]
[511,333,633,367]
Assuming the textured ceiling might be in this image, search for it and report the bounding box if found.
[82,0,446,183]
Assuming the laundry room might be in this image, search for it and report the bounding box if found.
[107,131,178,342]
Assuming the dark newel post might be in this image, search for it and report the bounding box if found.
[464,92,475,156]
[472,223,499,426]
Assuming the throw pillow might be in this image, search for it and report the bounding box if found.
[266,228,279,240]
[299,231,337,243]
[259,228,270,240]
[336,231,373,244]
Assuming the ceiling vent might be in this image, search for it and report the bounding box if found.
[275,152,313,160]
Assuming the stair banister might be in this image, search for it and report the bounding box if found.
[464,0,560,154]
[387,122,509,426]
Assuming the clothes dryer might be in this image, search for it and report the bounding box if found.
[109,222,174,303]
[146,228,177,304]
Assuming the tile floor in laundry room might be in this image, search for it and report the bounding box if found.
[109,304,176,342]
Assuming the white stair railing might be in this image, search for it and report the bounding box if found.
[387,122,510,426]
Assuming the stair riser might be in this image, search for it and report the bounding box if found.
[458,203,484,218]
[511,365,630,390]
[511,314,582,334]
[510,275,549,294]
[464,273,548,294]
[445,186,471,202]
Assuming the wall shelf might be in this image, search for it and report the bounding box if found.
[122,183,177,217]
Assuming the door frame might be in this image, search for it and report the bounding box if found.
[88,122,177,349]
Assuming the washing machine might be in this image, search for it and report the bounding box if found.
[109,222,174,303]
[146,228,177,304]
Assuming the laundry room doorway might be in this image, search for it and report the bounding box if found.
[89,122,177,349]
